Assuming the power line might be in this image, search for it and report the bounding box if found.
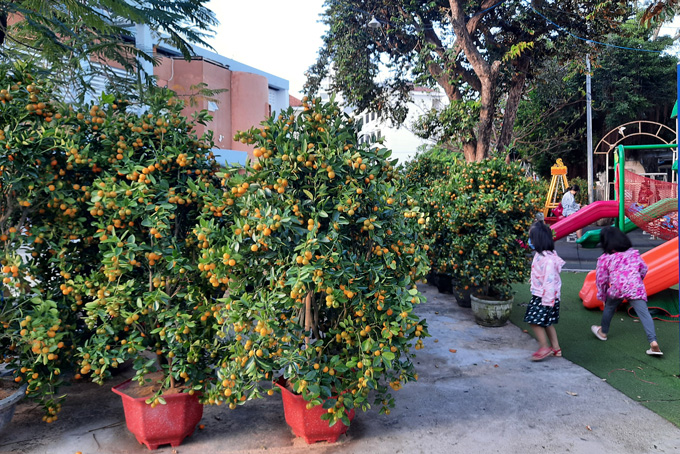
[530,7,664,54]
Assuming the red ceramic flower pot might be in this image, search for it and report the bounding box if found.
[112,379,203,450]
[275,377,354,444]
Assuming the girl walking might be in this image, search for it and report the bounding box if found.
[524,221,565,361]
[591,226,663,356]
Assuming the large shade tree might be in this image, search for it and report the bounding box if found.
[0,1,217,97]
[307,0,631,162]
[513,15,677,176]
[641,0,680,25]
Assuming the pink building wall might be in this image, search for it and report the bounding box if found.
[230,72,269,155]
[155,56,269,162]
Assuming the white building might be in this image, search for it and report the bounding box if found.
[357,87,447,164]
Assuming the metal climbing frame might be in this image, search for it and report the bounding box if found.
[542,159,569,219]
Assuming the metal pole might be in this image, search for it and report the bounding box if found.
[586,55,594,204]
[617,145,625,230]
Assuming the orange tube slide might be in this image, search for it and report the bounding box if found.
[551,201,619,240]
[580,237,679,310]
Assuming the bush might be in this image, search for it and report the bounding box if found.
[433,158,541,299]
[0,60,224,419]
[195,96,430,424]
[402,147,462,275]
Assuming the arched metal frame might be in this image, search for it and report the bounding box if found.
[594,121,677,200]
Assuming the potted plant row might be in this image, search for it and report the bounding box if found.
[402,147,468,302]
[0,63,432,448]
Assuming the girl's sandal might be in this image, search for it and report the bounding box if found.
[551,348,562,357]
[531,347,554,361]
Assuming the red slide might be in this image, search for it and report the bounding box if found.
[580,237,679,310]
[551,200,619,240]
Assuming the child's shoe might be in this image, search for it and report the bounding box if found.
[591,325,607,341]
[646,342,663,356]
[531,347,554,361]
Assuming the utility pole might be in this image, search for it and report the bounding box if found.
[586,54,594,204]
[676,62,679,376]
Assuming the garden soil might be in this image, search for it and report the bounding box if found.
[2,283,679,453]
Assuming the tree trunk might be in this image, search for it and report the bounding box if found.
[475,62,501,162]
[304,291,313,347]
[497,56,531,157]
[462,141,476,162]
[449,0,501,162]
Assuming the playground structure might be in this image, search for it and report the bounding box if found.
[579,237,679,311]
[593,120,677,199]
[542,159,569,223]
[578,143,679,310]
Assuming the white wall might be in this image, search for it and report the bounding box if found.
[268,87,289,117]
[358,89,446,164]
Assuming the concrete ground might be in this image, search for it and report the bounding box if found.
[2,271,680,454]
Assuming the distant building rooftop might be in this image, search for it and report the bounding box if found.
[289,95,303,107]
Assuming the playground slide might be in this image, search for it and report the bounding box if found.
[551,201,619,240]
[577,218,637,248]
[576,198,678,248]
[579,237,679,310]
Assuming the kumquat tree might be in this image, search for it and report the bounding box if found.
[0,60,225,420]
[194,96,430,426]
[402,147,462,280]
[434,158,542,300]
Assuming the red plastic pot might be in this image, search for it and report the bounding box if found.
[275,377,354,444]
[112,378,203,450]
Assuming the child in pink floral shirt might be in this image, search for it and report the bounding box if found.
[591,226,662,356]
[523,222,565,361]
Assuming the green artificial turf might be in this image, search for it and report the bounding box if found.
[510,272,680,427]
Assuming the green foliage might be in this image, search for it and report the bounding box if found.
[513,16,677,176]
[430,159,542,300]
[402,147,462,274]
[412,100,480,146]
[195,96,430,424]
[593,21,677,131]
[308,0,627,160]
[0,60,222,419]
[0,1,218,99]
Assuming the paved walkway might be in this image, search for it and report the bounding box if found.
[2,280,679,454]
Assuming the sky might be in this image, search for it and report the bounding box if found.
[205,1,328,99]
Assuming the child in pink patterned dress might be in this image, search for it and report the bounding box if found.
[524,222,565,361]
[591,226,663,356]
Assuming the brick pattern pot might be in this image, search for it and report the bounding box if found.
[275,378,354,444]
[0,381,27,434]
[470,294,513,327]
[112,379,203,450]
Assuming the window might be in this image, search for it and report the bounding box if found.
[365,114,369,124]
[377,130,381,139]
[371,112,375,121]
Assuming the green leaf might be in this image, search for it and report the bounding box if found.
[382,351,395,360]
